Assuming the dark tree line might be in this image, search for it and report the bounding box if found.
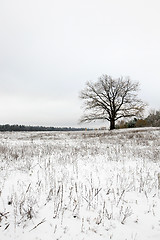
[0,124,87,132]
[145,110,160,127]
[116,110,160,129]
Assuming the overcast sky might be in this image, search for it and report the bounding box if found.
[0,0,160,127]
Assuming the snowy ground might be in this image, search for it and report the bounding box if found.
[0,127,160,240]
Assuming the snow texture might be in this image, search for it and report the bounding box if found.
[0,127,160,240]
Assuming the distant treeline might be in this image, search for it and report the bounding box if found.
[116,110,160,129]
[0,124,88,132]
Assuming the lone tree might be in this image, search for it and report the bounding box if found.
[80,75,146,130]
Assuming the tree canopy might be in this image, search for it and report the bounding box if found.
[80,75,146,130]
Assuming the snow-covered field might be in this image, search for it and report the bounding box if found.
[0,128,160,240]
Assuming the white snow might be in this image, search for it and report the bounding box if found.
[0,128,160,240]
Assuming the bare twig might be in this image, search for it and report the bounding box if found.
[29,218,46,232]
[117,190,125,207]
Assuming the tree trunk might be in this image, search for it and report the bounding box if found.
[110,119,115,130]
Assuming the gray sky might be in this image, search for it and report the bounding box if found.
[0,0,160,127]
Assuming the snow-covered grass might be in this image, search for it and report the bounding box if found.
[0,128,160,240]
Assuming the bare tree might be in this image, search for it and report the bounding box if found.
[79,75,146,130]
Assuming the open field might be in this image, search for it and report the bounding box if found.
[0,128,160,240]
